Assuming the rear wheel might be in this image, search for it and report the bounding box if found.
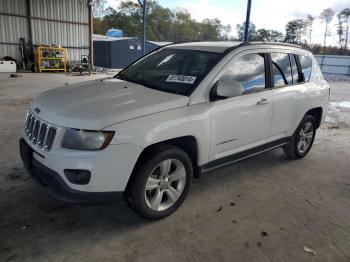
[128,144,193,220]
[284,114,316,159]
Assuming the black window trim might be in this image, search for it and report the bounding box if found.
[296,54,313,83]
[242,52,272,95]
[294,54,305,82]
[116,48,223,96]
[267,52,312,89]
[268,53,293,88]
[210,52,273,102]
[210,49,313,101]
[264,53,273,89]
[289,54,299,84]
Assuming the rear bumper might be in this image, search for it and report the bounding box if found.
[20,138,123,204]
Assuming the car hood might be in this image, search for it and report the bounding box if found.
[30,78,189,130]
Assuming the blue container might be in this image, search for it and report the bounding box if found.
[94,39,166,69]
[106,29,123,38]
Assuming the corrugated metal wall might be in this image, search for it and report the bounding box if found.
[31,0,88,23]
[315,55,350,76]
[93,39,168,69]
[94,38,143,69]
[0,0,29,61]
[0,0,90,64]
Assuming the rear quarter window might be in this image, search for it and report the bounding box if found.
[299,55,312,82]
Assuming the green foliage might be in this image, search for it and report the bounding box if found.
[337,8,350,49]
[255,29,284,42]
[236,22,256,41]
[304,43,350,55]
[283,6,350,55]
[93,1,227,42]
[285,19,308,44]
[235,22,284,42]
[172,8,200,41]
[92,0,107,18]
[320,8,335,24]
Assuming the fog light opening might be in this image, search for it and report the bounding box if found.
[64,169,91,185]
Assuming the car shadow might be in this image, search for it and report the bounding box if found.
[1,147,292,228]
[0,147,296,260]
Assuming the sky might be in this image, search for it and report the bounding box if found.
[106,0,350,46]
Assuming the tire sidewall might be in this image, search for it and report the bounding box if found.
[293,115,316,158]
[131,146,193,220]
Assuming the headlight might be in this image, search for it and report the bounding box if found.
[61,128,114,150]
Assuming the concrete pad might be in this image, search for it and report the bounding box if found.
[0,73,349,262]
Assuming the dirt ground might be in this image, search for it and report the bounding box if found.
[0,73,349,262]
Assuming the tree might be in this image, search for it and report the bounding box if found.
[307,43,350,55]
[285,19,307,44]
[172,8,200,41]
[254,29,284,42]
[336,13,346,49]
[306,15,315,44]
[320,8,335,47]
[146,2,174,41]
[200,18,224,41]
[221,24,232,40]
[93,1,226,42]
[339,8,350,51]
[92,0,107,18]
[236,22,256,41]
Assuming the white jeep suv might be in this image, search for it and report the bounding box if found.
[20,41,329,219]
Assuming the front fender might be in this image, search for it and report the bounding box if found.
[104,103,211,166]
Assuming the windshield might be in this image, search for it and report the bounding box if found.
[116,48,221,96]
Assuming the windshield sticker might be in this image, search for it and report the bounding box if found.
[166,75,197,84]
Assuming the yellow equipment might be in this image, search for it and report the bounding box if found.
[37,46,67,73]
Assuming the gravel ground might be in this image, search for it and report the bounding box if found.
[0,73,349,262]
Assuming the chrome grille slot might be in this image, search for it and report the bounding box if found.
[37,123,47,148]
[32,120,40,144]
[24,113,31,132]
[44,127,57,151]
[24,112,57,151]
[28,116,35,138]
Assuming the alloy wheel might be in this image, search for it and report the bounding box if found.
[144,159,187,211]
[297,121,314,154]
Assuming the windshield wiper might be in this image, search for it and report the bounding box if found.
[141,80,185,96]
[137,79,160,90]
[116,76,185,96]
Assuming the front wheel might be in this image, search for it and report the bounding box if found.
[128,144,193,220]
[284,114,316,159]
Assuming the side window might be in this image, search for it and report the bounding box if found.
[289,54,301,84]
[271,53,292,87]
[221,53,266,94]
[299,55,312,81]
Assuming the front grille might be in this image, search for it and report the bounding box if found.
[24,112,57,151]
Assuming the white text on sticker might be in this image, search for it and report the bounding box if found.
[166,75,197,84]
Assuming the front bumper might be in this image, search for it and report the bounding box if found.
[20,138,139,204]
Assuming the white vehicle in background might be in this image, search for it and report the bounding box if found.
[20,41,329,219]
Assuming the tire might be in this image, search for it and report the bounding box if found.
[128,144,193,220]
[284,114,316,159]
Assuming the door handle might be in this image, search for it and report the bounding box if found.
[257,98,269,105]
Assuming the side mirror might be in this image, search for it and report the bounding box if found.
[210,77,244,100]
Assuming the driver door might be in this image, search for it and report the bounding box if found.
[209,52,274,161]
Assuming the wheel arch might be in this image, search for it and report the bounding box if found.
[305,107,323,128]
[124,136,200,197]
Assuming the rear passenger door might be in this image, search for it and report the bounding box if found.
[269,52,311,139]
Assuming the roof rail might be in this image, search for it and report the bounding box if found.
[239,41,302,48]
[170,40,202,45]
